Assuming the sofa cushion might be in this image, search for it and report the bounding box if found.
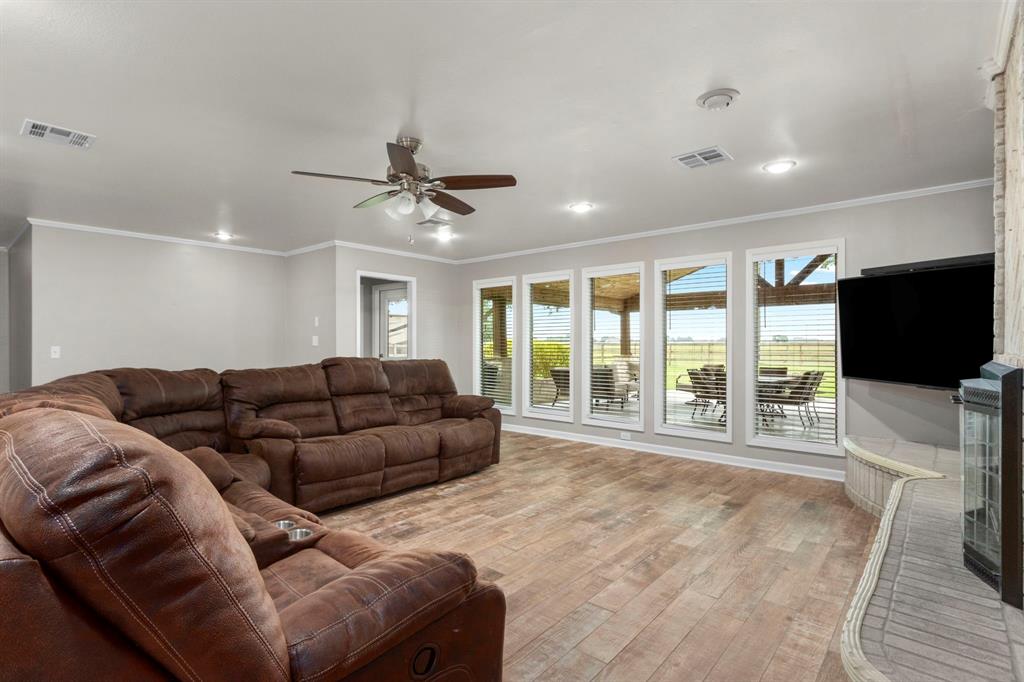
[221,479,320,525]
[0,408,290,681]
[322,357,398,433]
[43,371,125,419]
[423,418,495,459]
[295,435,385,484]
[382,360,458,425]
[223,452,272,490]
[355,425,440,466]
[275,534,477,681]
[222,364,337,439]
[180,446,237,491]
[0,390,116,421]
[103,368,228,451]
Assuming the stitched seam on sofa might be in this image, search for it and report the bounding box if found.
[286,556,466,645]
[298,578,475,681]
[71,414,290,681]
[0,429,201,682]
[140,369,168,412]
[265,566,306,601]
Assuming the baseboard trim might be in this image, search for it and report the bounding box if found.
[502,423,845,482]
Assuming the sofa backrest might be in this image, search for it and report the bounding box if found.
[222,363,338,439]
[0,408,290,681]
[322,357,398,433]
[0,519,168,680]
[382,359,458,426]
[103,367,228,452]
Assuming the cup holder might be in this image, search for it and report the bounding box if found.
[287,528,313,541]
[273,520,296,530]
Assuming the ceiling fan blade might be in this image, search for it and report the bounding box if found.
[430,190,475,215]
[353,190,399,208]
[432,174,517,190]
[386,142,420,178]
[292,170,391,185]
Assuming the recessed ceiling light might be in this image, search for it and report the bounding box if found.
[569,202,594,214]
[762,160,797,175]
[434,225,455,242]
[213,231,234,241]
[696,88,740,111]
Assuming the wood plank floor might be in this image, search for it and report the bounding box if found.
[321,432,878,681]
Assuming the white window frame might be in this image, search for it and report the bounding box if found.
[581,262,646,432]
[472,276,517,415]
[745,238,845,457]
[522,270,575,423]
[654,252,733,443]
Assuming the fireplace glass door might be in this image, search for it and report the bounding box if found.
[962,403,1002,585]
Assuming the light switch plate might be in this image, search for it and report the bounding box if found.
[50,345,61,359]
[312,335,319,347]
[314,316,319,327]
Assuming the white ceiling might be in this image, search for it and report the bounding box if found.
[0,1,1001,259]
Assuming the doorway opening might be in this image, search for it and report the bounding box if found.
[356,272,416,360]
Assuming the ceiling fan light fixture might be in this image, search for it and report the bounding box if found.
[419,197,441,221]
[396,191,417,215]
[569,201,594,214]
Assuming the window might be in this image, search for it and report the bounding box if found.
[655,254,731,441]
[474,277,515,411]
[582,263,644,429]
[523,272,574,422]
[746,241,843,454]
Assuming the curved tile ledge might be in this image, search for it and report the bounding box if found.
[840,436,1024,682]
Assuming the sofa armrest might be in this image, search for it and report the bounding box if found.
[278,547,478,681]
[442,395,495,419]
[246,438,298,504]
[233,418,300,440]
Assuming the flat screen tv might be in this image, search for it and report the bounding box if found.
[837,260,994,390]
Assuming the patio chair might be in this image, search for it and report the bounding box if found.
[757,366,789,418]
[591,366,627,408]
[775,370,824,426]
[685,368,720,418]
[549,367,570,406]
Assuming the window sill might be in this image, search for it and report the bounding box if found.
[522,409,574,424]
[655,424,732,444]
[582,416,644,432]
[747,434,843,457]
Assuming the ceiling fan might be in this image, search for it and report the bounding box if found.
[292,137,516,221]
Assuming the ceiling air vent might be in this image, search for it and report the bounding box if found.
[416,217,453,228]
[673,146,732,169]
[20,119,95,149]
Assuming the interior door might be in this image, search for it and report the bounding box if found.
[374,285,409,360]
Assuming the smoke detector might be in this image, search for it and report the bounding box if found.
[20,119,95,149]
[673,146,733,169]
[696,88,740,111]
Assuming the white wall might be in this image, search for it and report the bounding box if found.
[283,246,336,365]
[30,226,286,383]
[334,246,461,370]
[454,186,995,470]
[0,249,10,393]
[9,230,31,390]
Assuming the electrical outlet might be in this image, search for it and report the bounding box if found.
[619,432,632,441]
[50,345,61,359]
[314,316,319,328]
[312,335,319,347]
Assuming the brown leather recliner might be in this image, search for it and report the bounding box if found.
[0,406,505,680]
[222,358,499,513]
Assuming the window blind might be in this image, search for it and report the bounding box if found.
[527,278,572,415]
[661,261,728,433]
[587,271,641,423]
[751,252,838,445]
[478,284,514,407]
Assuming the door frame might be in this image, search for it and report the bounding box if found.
[355,270,417,359]
[372,282,410,360]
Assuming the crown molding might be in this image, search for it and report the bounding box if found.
[17,178,993,265]
[454,177,994,265]
[981,0,1020,80]
[25,218,287,256]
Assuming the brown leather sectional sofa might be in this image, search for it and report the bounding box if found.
[0,357,505,680]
